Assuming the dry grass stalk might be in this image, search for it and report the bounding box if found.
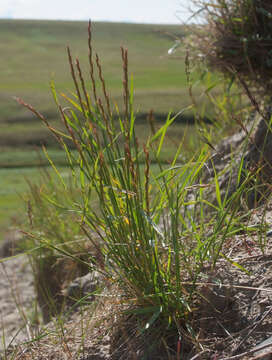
[190,0,272,93]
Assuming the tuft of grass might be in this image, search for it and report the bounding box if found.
[189,0,272,95]
[23,170,97,323]
[16,21,263,357]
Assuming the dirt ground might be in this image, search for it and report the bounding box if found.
[0,251,36,354]
[1,202,272,359]
[2,186,272,358]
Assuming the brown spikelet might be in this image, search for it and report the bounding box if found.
[67,47,87,120]
[144,145,150,215]
[96,53,112,118]
[75,57,91,116]
[121,47,129,130]
[88,20,98,105]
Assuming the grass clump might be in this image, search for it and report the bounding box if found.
[18,21,258,358]
[23,172,94,323]
[190,0,272,94]
[187,0,272,213]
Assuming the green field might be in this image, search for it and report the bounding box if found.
[0,19,201,240]
[0,20,188,123]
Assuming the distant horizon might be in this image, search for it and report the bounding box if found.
[0,0,195,25]
[0,17,184,26]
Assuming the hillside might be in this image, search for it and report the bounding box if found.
[0,20,186,123]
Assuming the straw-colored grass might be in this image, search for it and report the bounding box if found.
[189,0,272,94]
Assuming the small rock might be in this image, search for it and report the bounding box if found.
[266,229,272,237]
[0,230,25,258]
[254,336,272,359]
[63,271,102,306]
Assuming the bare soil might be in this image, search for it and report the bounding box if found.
[0,252,36,354]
